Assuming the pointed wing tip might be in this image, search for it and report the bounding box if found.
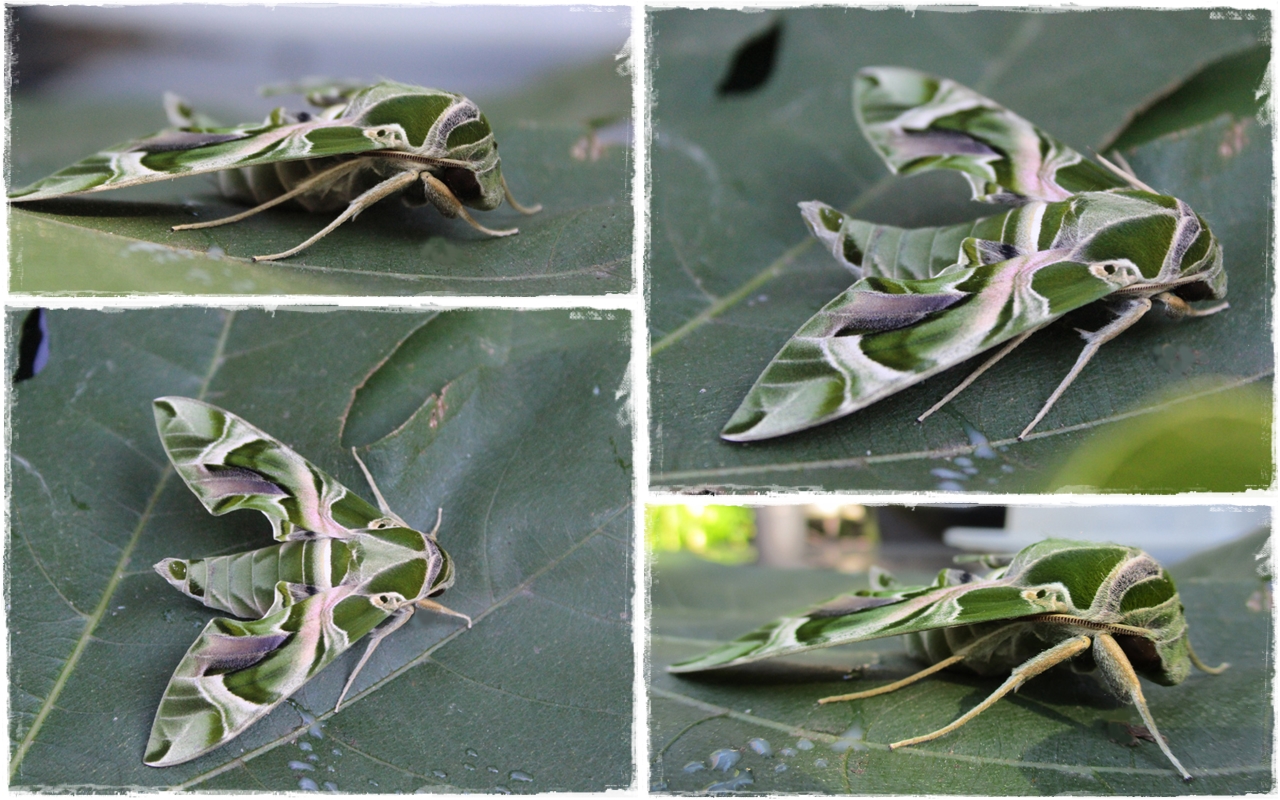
[720,420,764,443]
[722,407,815,443]
[143,736,186,768]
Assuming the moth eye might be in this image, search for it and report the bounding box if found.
[379,595,390,604]
[297,111,311,122]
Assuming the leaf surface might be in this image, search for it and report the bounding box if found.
[7,308,632,790]
[650,533,1273,794]
[648,9,1271,491]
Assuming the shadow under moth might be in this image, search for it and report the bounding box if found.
[145,396,470,766]
[10,81,540,261]
[669,538,1227,781]
[722,67,1227,442]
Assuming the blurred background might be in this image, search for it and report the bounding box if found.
[9,5,630,106]
[648,503,1271,573]
[8,5,632,190]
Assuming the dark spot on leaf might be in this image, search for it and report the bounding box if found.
[13,308,48,382]
[717,20,783,96]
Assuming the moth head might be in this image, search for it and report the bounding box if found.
[446,161,505,211]
[1088,259,1143,287]
[370,591,409,611]
[363,123,410,150]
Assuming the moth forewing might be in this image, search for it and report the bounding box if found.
[725,66,1228,442]
[145,397,469,766]
[669,539,1225,781]
[10,81,540,261]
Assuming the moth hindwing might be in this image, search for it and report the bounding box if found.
[145,396,470,767]
[722,66,1227,442]
[10,81,540,262]
[669,538,1228,781]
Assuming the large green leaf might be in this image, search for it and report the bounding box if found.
[8,308,632,790]
[8,58,632,296]
[648,9,1271,492]
[650,530,1272,794]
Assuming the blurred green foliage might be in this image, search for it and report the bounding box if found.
[1050,382,1272,492]
[647,505,756,565]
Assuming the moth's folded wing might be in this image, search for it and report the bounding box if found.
[722,251,1127,441]
[144,583,389,766]
[669,573,1068,673]
[799,200,1011,280]
[854,66,1127,203]
[9,117,389,201]
[153,397,383,540]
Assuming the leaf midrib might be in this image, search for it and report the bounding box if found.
[9,309,237,780]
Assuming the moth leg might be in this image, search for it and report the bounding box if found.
[501,174,542,215]
[889,634,1092,750]
[420,172,519,237]
[171,158,365,232]
[917,327,1044,423]
[1094,150,1159,194]
[417,597,473,628]
[1154,292,1230,320]
[1185,637,1230,674]
[1019,297,1152,440]
[819,652,967,704]
[822,622,1038,703]
[334,606,415,711]
[1093,633,1192,781]
[349,447,410,528]
[253,170,420,261]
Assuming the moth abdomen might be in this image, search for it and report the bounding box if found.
[155,538,350,619]
[216,155,378,212]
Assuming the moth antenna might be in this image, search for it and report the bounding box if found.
[172,159,364,233]
[253,170,420,261]
[502,174,542,215]
[427,507,443,539]
[1095,149,1159,194]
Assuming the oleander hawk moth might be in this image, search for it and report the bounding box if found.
[145,397,470,766]
[9,81,540,261]
[669,538,1227,781]
[722,67,1228,442]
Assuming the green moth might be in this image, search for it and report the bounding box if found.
[145,397,470,766]
[669,538,1226,781]
[722,67,1227,442]
[10,81,540,261]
